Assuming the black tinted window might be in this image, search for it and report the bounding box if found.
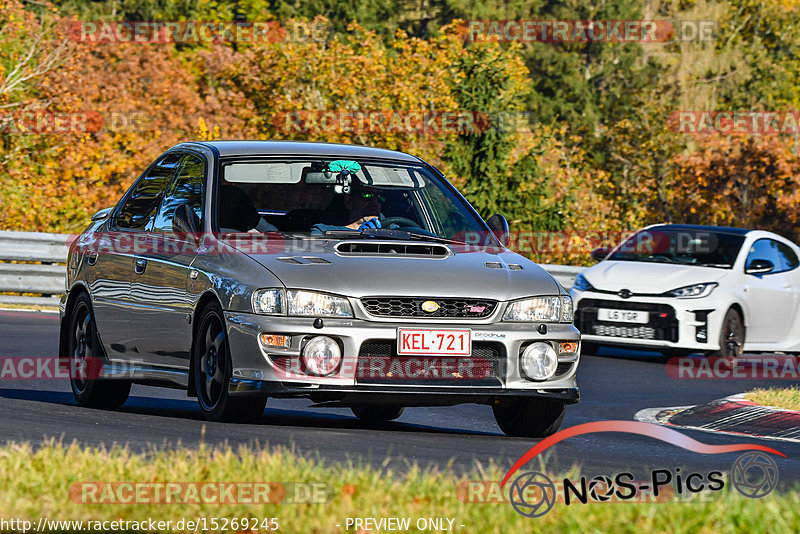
[608,228,746,268]
[115,154,181,231]
[776,241,800,270]
[746,238,799,273]
[152,155,205,233]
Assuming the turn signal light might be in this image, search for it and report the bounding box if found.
[260,333,290,348]
[559,342,579,355]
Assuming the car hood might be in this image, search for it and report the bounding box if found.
[583,260,729,293]
[241,240,560,300]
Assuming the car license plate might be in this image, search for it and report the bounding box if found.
[597,308,649,324]
[397,329,471,356]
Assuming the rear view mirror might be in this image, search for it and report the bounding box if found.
[745,259,774,275]
[485,213,510,247]
[172,204,200,243]
[591,247,611,262]
[303,170,337,184]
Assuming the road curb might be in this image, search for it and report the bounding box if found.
[635,394,800,443]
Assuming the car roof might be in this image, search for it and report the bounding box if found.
[647,223,752,236]
[178,140,422,163]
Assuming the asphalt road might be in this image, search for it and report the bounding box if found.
[1,309,798,486]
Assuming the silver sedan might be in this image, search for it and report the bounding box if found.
[59,141,580,437]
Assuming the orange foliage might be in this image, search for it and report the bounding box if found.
[671,133,800,239]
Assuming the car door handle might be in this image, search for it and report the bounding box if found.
[134,258,147,274]
[87,251,98,265]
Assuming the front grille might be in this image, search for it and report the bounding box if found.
[575,299,678,342]
[361,297,497,318]
[593,325,656,339]
[356,341,505,386]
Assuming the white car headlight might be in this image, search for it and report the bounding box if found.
[665,282,718,299]
[503,296,562,322]
[252,289,353,317]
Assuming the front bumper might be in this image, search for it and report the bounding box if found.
[224,312,580,403]
[571,290,727,351]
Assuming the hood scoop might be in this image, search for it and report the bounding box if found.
[334,241,451,258]
[278,256,331,265]
[485,261,524,271]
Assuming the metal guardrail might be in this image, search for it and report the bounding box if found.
[0,230,587,308]
[0,231,69,306]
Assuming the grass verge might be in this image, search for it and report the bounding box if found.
[0,440,797,533]
[745,386,800,411]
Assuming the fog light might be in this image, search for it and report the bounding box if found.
[520,342,558,381]
[559,341,579,355]
[302,336,342,376]
[259,333,290,348]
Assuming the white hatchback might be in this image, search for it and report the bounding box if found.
[570,224,800,358]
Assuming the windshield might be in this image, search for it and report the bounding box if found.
[608,228,746,268]
[216,158,490,242]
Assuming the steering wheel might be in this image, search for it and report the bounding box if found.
[381,216,422,229]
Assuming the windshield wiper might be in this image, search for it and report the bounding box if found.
[697,263,731,268]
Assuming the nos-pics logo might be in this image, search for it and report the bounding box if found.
[502,421,782,518]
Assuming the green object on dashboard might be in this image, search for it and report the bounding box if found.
[327,160,361,174]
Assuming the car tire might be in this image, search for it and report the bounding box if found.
[68,293,131,408]
[351,405,404,423]
[581,342,599,355]
[193,301,267,422]
[492,398,566,438]
[710,308,744,360]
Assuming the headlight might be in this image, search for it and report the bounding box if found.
[520,342,558,381]
[664,282,718,299]
[561,295,573,323]
[252,289,353,317]
[252,289,285,315]
[503,296,572,323]
[573,273,594,292]
[287,290,353,317]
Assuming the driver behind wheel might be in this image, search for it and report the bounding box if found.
[312,180,389,233]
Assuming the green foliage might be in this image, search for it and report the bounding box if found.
[4,0,800,264]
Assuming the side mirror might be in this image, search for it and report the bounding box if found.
[172,204,201,243]
[485,213,510,247]
[591,247,611,262]
[746,259,774,275]
[91,207,113,221]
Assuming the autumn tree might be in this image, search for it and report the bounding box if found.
[671,133,800,238]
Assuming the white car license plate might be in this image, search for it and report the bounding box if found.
[597,308,649,324]
[397,329,471,356]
